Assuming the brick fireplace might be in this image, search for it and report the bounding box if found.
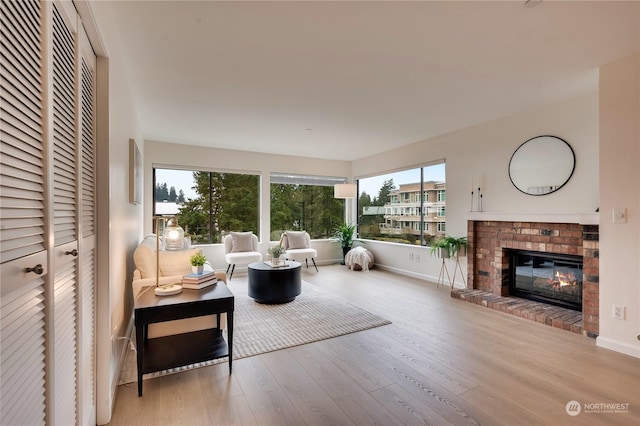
[454,219,599,336]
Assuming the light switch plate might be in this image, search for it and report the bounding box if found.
[613,208,626,224]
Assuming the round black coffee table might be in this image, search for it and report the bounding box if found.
[248,261,302,303]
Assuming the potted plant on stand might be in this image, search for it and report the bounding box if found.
[430,236,452,287]
[190,252,207,274]
[334,223,356,265]
[430,236,468,288]
[430,236,451,259]
[448,236,468,287]
[448,236,468,258]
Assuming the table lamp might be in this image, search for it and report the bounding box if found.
[155,216,184,296]
[163,217,185,250]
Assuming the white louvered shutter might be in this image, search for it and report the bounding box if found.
[77,24,97,426]
[0,0,48,424]
[51,3,78,425]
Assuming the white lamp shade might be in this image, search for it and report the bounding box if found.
[334,183,357,198]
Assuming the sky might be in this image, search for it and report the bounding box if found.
[155,163,445,201]
[155,169,198,200]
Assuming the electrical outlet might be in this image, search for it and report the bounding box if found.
[613,305,626,320]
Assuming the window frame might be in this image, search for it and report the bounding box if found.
[153,167,261,244]
[269,172,347,241]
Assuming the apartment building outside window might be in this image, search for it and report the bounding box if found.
[357,162,445,246]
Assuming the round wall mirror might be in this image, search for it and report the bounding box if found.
[509,135,575,196]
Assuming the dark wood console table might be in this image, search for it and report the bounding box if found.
[134,283,234,396]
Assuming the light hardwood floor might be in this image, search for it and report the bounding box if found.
[109,265,640,425]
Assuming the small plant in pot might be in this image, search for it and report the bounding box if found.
[267,245,286,265]
[430,236,468,259]
[190,252,207,274]
[430,236,451,259]
[447,236,468,258]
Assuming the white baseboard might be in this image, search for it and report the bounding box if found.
[596,336,640,358]
[374,263,469,289]
[374,264,434,282]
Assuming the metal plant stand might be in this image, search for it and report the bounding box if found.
[437,256,452,288]
[451,253,467,288]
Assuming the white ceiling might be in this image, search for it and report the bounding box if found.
[110,1,639,161]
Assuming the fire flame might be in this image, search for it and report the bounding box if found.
[555,271,576,287]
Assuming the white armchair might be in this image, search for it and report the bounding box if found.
[223,232,262,279]
[281,231,318,272]
[132,234,227,338]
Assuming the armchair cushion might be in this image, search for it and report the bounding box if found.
[132,234,201,278]
[230,231,255,253]
[284,231,309,249]
[159,248,200,276]
[133,234,158,279]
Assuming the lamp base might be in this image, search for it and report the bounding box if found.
[155,284,182,296]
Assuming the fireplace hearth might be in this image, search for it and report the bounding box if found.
[509,250,583,311]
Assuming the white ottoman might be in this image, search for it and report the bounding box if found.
[345,246,374,271]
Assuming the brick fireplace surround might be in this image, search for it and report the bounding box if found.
[451,220,599,337]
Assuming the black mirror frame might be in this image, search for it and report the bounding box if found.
[508,135,576,196]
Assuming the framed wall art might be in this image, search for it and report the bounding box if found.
[129,138,142,204]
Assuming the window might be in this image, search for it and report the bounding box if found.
[357,162,445,245]
[154,168,260,244]
[438,222,446,232]
[270,173,345,240]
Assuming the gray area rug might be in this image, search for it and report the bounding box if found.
[119,280,391,384]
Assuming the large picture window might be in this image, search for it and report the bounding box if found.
[270,173,346,240]
[154,168,260,244]
[357,162,445,245]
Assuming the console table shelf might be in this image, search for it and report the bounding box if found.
[140,329,228,375]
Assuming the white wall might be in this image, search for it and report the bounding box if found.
[144,140,351,271]
[353,93,599,284]
[597,54,640,357]
[83,2,145,424]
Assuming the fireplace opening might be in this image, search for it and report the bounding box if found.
[508,250,583,311]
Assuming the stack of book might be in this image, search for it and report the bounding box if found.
[181,271,217,289]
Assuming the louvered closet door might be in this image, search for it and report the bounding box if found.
[0,1,48,425]
[77,23,97,426]
[51,3,79,425]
